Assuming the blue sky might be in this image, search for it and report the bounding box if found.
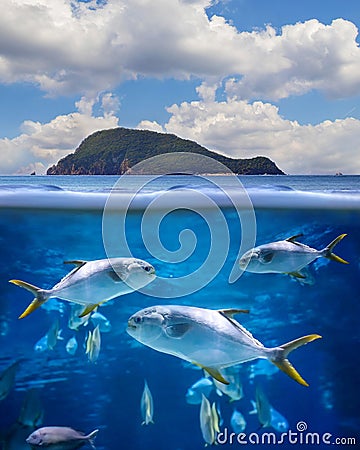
[1,0,360,174]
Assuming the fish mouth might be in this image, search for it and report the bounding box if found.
[239,258,250,269]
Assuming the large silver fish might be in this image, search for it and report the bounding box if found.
[239,233,348,278]
[10,257,156,319]
[127,305,321,387]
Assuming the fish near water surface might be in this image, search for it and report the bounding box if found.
[26,426,98,450]
[239,233,348,278]
[127,305,321,387]
[9,257,156,319]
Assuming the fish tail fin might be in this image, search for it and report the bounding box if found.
[87,429,99,449]
[323,233,349,264]
[269,334,322,387]
[9,279,48,319]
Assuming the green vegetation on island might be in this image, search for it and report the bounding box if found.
[47,128,284,175]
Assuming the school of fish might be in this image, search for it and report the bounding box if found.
[3,231,348,447]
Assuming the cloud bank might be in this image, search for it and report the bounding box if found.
[139,93,360,174]
[1,1,360,100]
[1,0,360,173]
[0,95,118,174]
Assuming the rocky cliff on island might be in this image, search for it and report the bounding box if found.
[47,128,284,175]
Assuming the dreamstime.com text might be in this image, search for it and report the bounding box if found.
[217,422,356,446]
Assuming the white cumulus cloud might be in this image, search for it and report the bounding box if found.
[1,1,360,100]
[139,94,360,174]
[0,94,119,174]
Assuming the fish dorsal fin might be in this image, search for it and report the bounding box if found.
[165,323,191,338]
[285,234,303,244]
[219,310,264,347]
[63,260,87,276]
[218,309,250,318]
[64,260,87,267]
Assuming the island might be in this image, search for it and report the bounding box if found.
[47,127,284,175]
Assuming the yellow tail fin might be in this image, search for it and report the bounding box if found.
[324,234,349,264]
[270,334,322,387]
[9,279,47,319]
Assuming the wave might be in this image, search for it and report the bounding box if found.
[0,184,64,191]
[0,184,359,210]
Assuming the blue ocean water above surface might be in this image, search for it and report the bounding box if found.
[0,174,359,449]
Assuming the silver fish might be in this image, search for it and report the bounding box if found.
[68,304,90,331]
[239,233,348,278]
[186,377,214,405]
[127,305,321,386]
[85,325,101,363]
[141,380,154,425]
[47,319,62,350]
[26,426,98,450]
[66,336,78,356]
[34,335,48,353]
[200,394,216,446]
[90,311,112,333]
[256,386,272,428]
[249,400,289,432]
[0,361,19,401]
[270,407,289,432]
[213,366,243,401]
[230,409,247,433]
[10,257,156,319]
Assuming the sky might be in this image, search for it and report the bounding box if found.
[0,0,360,175]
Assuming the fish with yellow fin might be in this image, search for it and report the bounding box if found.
[9,257,155,319]
[127,305,321,387]
[239,233,348,278]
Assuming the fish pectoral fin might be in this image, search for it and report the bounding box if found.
[218,308,250,318]
[286,233,304,244]
[259,250,274,264]
[79,304,99,318]
[107,269,124,282]
[286,271,306,279]
[165,323,191,338]
[197,364,230,385]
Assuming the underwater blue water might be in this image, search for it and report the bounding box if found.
[0,175,359,449]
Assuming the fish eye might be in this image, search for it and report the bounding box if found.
[134,316,142,324]
[143,266,151,272]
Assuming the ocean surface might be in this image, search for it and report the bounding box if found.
[0,174,359,449]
